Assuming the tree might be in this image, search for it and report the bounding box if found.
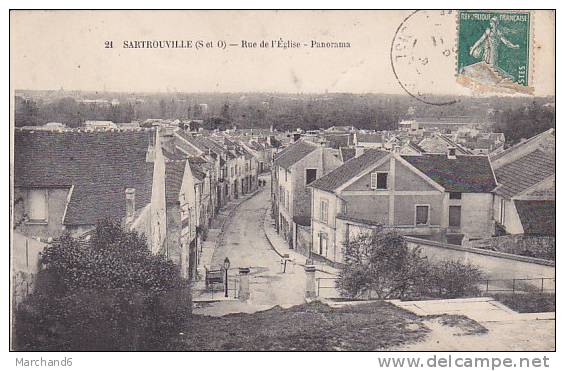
[336,229,484,300]
[13,220,191,351]
[337,229,429,299]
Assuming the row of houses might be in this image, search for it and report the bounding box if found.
[271,128,555,265]
[12,126,275,303]
[285,119,505,157]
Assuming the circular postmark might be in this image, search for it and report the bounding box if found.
[390,10,459,105]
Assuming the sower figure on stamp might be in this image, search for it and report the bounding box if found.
[469,17,519,76]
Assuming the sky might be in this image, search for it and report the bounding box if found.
[10,10,555,96]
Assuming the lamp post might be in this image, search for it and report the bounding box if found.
[223,257,231,298]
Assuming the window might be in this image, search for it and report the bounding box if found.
[500,199,506,224]
[28,189,47,222]
[286,191,290,210]
[305,168,318,185]
[370,172,388,190]
[449,206,461,227]
[320,199,328,223]
[285,170,288,182]
[415,205,429,225]
[449,192,462,200]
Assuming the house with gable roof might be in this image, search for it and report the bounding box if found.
[271,140,343,250]
[308,148,497,263]
[164,159,199,279]
[418,133,473,155]
[13,128,168,254]
[490,128,555,236]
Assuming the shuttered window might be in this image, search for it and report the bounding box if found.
[320,200,328,223]
[415,205,429,225]
[370,172,388,190]
[449,206,461,227]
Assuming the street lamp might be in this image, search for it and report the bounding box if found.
[223,257,231,297]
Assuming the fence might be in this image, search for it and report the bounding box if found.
[204,275,239,300]
[480,277,555,294]
[315,276,555,299]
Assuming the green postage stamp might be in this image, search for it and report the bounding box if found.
[457,10,533,94]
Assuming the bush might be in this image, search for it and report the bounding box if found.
[13,220,191,351]
[337,229,484,300]
[422,260,484,299]
[493,292,555,313]
[337,230,428,299]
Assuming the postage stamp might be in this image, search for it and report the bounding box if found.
[457,10,533,94]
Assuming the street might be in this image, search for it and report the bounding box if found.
[196,178,307,315]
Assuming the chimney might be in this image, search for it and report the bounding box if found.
[447,147,457,159]
[125,188,136,223]
[355,146,365,158]
[393,145,401,153]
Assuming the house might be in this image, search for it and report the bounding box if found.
[325,125,356,133]
[399,117,485,133]
[398,141,425,156]
[308,149,497,263]
[168,130,226,211]
[353,132,386,149]
[454,130,505,155]
[339,147,356,162]
[490,129,555,235]
[418,133,473,155]
[164,159,199,279]
[271,140,343,252]
[322,133,353,150]
[13,128,169,301]
[13,128,167,253]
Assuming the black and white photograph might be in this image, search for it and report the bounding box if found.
[4,5,559,367]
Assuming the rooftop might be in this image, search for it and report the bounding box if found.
[401,154,497,193]
[273,140,318,170]
[514,200,555,236]
[494,150,555,199]
[309,149,388,192]
[14,129,154,225]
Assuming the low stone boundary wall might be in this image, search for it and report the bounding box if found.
[404,236,555,282]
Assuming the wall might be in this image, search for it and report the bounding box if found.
[406,236,555,282]
[292,148,342,224]
[311,189,343,262]
[332,221,555,283]
[150,132,167,254]
[342,195,389,223]
[295,224,312,257]
[460,193,493,238]
[394,194,443,226]
[166,203,182,266]
[13,187,70,240]
[467,234,555,261]
[12,232,47,306]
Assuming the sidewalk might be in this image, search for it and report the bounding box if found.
[388,297,555,322]
[192,188,262,302]
[262,204,340,277]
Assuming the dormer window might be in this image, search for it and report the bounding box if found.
[447,147,456,159]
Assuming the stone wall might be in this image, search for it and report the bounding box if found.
[467,234,555,261]
[295,224,312,257]
[405,236,555,283]
[12,232,46,307]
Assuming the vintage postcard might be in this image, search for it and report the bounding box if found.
[8,8,555,359]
